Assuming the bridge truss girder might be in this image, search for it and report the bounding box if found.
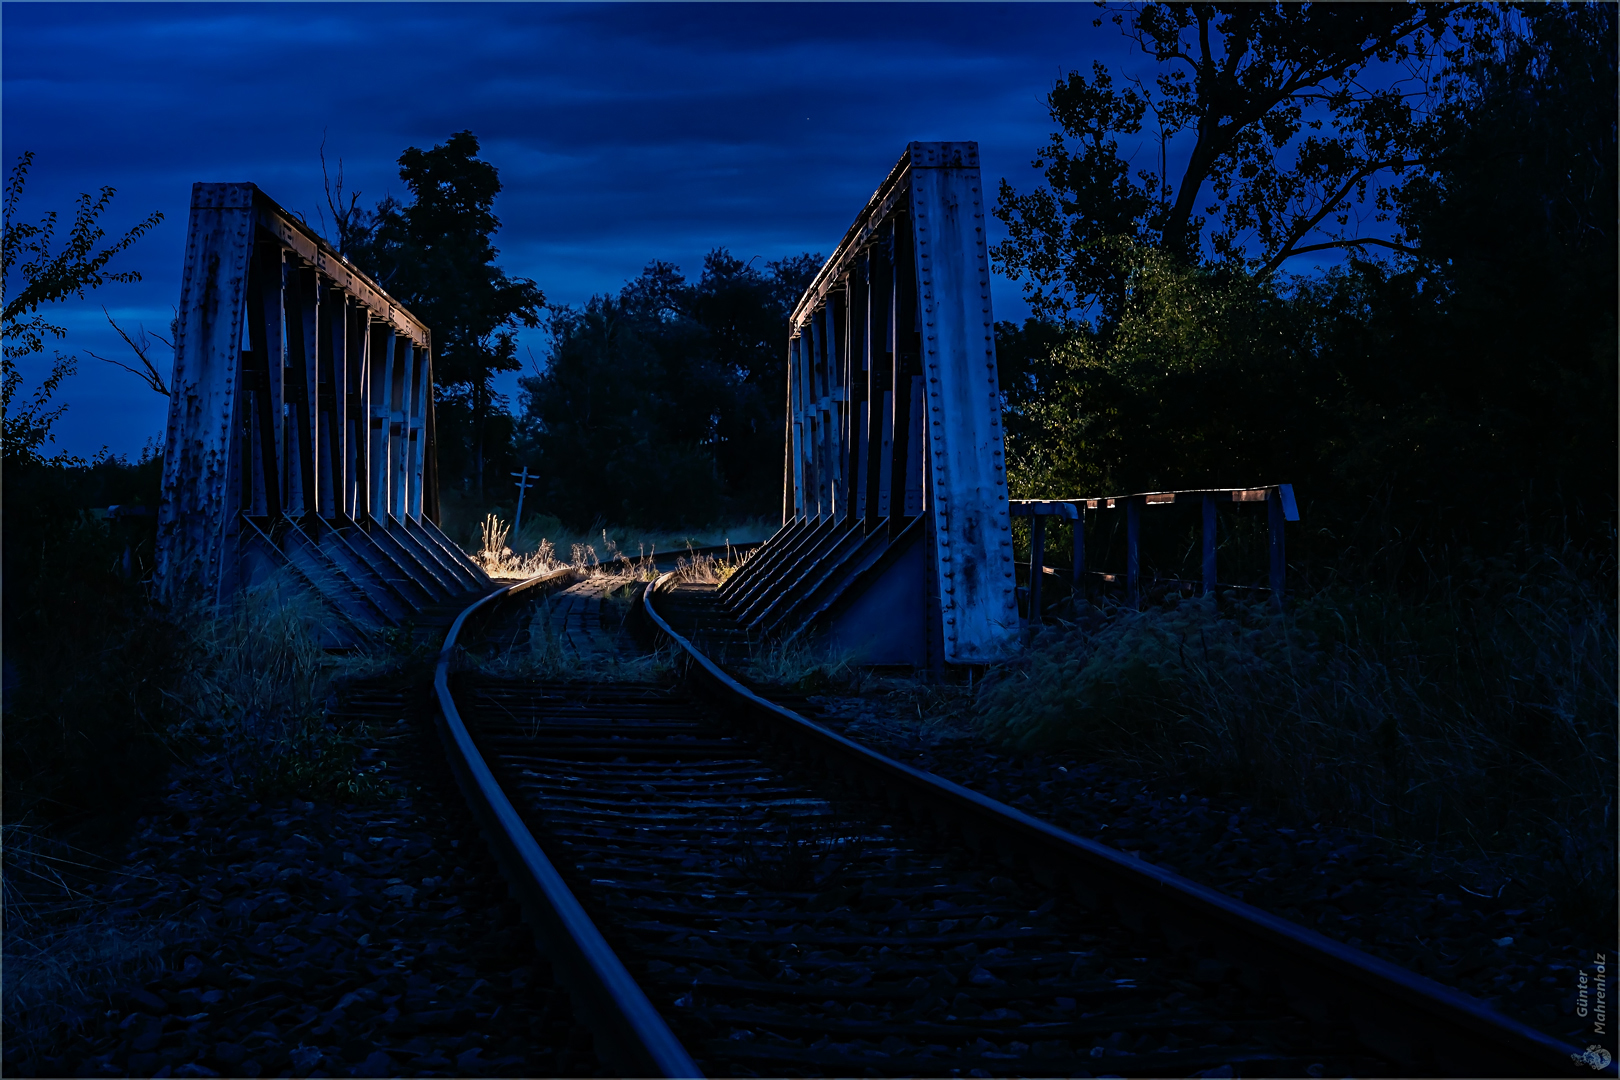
[722,142,1019,668]
[156,182,487,636]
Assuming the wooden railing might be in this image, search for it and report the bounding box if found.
[1009,484,1298,617]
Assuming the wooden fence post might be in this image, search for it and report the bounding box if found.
[1202,492,1217,598]
[1126,496,1141,608]
[1072,507,1085,604]
[1027,515,1046,625]
[1268,487,1286,609]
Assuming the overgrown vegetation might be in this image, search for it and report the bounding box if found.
[979,542,1614,933]
[977,4,1616,944]
[995,5,1614,555]
[740,636,864,696]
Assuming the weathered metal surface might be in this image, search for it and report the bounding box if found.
[156,184,255,601]
[732,142,1018,668]
[156,182,484,625]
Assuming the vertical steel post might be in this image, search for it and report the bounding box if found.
[1028,514,1045,625]
[1072,507,1085,603]
[1203,492,1218,598]
[1126,496,1141,608]
[1268,487,1286,609]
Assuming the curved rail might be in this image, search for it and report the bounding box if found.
[639,573,1584,1079]
[433,567,701,1079]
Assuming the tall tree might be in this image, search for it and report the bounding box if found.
[520,250,820,528]
[993,5,1615,551]
[993,1,1462,325]
[350,131,544,495]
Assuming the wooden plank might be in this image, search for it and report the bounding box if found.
[317,282,345,519]
[843,275,865,519]
[370,323,395,521]
[864,244,891,526]
[824,296,844,519]
[390,334,410,522]
[787,336,804,520]
[807,315,827,519]
[283,263,318,519]
[409,345,431,519]
[244,242,283,519]
[347,306,370,520]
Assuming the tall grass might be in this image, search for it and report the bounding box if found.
[2,574,397,1068]
[977,543,1616,936]
[162,578,397,801]
[740,635,864,695]
[1,821,191,1067]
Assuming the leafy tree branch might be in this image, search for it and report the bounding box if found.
[993,1,1471,325]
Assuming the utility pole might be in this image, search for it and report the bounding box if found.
[511,465,536,541]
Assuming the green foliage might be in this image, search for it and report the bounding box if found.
[1,151,163,465]
[345,131,545,494]
[520,250,819,529]
[997,7,1615,554]
[993,3,1462,323]
[999,242,1335,505]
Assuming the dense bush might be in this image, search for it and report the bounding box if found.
[979,544,1616,936]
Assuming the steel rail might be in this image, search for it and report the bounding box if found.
[640,573,1585,1079]
[433,567,702,1079]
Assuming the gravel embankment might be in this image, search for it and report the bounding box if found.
[803,689,1614,1054]
[6,681,600,1079]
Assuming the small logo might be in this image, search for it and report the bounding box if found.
[1571,1044,1613,1071]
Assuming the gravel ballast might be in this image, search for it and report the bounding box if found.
[4,680,601,1079]
[799,688,1614,1057]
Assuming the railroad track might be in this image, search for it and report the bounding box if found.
[432,570,1588,1078]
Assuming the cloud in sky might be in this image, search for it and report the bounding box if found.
[4,2,1137,457]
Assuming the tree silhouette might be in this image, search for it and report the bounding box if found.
[349,131,545,496]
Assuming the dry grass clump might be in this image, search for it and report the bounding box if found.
[477,514,571,579]
[977,544,1616,936]
[163,578,395,802]
[472,511,772,580]
[477,512,760,585]
[670,546,748,585]
[741,635,864,695]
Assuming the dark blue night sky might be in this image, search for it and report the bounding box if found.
[4,2,1149,459]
